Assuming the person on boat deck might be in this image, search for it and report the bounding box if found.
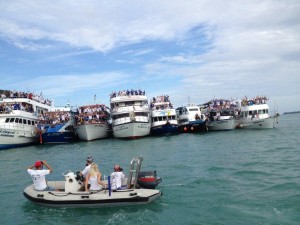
[85,163,105,192]
[78,156,93,191]
[111,164,125,191]
[80,156,93,178]
[27,160,56,191]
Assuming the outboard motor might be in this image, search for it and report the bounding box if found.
[64,171,82,192]
[137,171,162,189]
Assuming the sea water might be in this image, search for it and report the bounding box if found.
[0,114,299,225]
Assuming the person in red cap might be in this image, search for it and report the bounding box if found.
[27,160,55,191]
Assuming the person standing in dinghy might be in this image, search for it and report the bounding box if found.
[27,160,56,191]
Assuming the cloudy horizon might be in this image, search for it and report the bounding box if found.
[1,0,299,113]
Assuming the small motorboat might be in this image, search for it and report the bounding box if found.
[24,157,162,208]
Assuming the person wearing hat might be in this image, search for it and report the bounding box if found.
[80,156,93,178]
[27,160,56,191]
[79,156,93,191]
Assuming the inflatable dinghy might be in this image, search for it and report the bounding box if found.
[24,157,162,208]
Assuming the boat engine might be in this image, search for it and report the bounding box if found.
[137,171,162,189]
[64,171,82,192]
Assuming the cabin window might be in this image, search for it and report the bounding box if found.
[32,121,35,125]
[19,119,22,124]
[112,113,129,120]
[266,109,268,114]
[189,108,199,111]
[135,112,149,117]
[28,120,31,125]
[170,116,176,120]
[15,118,19,123]
[23,119,27,124]
[126,101,134,106]
[9,118,15,122]
[249,111,252,115]
[5,118,9,123]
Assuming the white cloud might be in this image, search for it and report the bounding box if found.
[0,0,299,112]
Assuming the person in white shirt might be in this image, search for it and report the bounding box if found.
[81,156,93,178]
[111,164,125,191]
[27,160,55,191]
[78,156,93,191]
[85,163,105,192]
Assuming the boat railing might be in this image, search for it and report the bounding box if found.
[113,117,131,125]
[112,105,149,113]
[113,115,149,125]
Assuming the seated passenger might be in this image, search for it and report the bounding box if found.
[110,164,125,191]
[85,163,105,192]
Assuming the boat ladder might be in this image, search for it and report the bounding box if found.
[127,156,143,188]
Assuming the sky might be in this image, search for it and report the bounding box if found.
[0,0,299,113]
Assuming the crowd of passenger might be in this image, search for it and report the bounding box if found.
[0,90,52,106]
[75,104,110,125]
[0,102,34,114]
[150,95,174,109]
[110,89,145,98]
[206,99,237,110]
[241,96,269,106]
[37,111,72,125]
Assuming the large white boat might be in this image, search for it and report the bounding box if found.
[110,90,151,139]
[176,104,207,133]
[236,96,279,129]
[203,99,238,131]
[0,91,53,149]
[75,104,112,141]
[150,95,179,135]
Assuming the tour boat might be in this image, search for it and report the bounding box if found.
[236,96,279,129]
[203,99,238,131]
[110,90,151,139]
[176,104,207,132]
[24,157,162,208]
[0,91,53,150]
[37,106,77,144]
[150,95,179,135]
[75,104,112,141]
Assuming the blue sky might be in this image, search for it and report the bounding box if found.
[0,0,299,113]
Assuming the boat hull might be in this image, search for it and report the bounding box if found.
[179,121,207,133]
[0,128,38,150]
[41,132,77,144]
[23,182,161,208]
[237,116,278,129]
[113,122,150,139]
[207,119,237,131]
[151,124,179,135]
[76,123,111,141]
